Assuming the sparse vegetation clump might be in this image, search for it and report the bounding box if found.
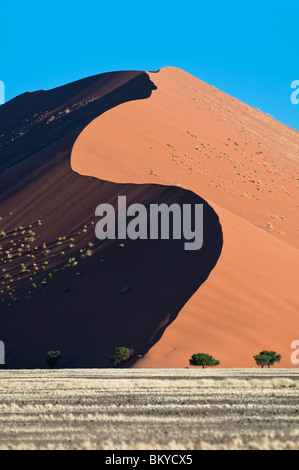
[189,353,220,369]
[110,347,135,366]
[187,130,198,138]
[47,350,61,368]
[0,213,98,306]
[253,350,281,368]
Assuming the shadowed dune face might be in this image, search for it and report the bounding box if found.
[0,69,222,368]
[0,180,222,368]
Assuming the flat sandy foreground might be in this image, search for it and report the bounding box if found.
[0,368,298,450]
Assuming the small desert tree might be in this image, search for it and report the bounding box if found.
[253,350,281,368]
[189,353,220,369]
[47,350,61,368]
[110,347,134,366]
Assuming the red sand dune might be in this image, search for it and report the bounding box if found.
[0,67,298,368]
[72,67,299,368]
[0,71,221,368]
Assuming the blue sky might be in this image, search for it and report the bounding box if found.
[1,1,298,130]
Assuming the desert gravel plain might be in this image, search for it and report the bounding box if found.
[0,368,298,450]
[0,369,299,450]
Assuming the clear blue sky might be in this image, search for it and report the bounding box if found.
[1,1,298,130]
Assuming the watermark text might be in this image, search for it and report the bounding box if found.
[0,81,4,105]
[290,80,299,105]
[95,196,203,251]
[0,341,4,365]
[291,340,299,365]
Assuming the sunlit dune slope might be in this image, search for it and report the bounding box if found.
[72,67,299,367]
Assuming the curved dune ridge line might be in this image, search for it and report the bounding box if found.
[71,66,299,368]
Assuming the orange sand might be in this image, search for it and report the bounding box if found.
[71,67,299,368]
